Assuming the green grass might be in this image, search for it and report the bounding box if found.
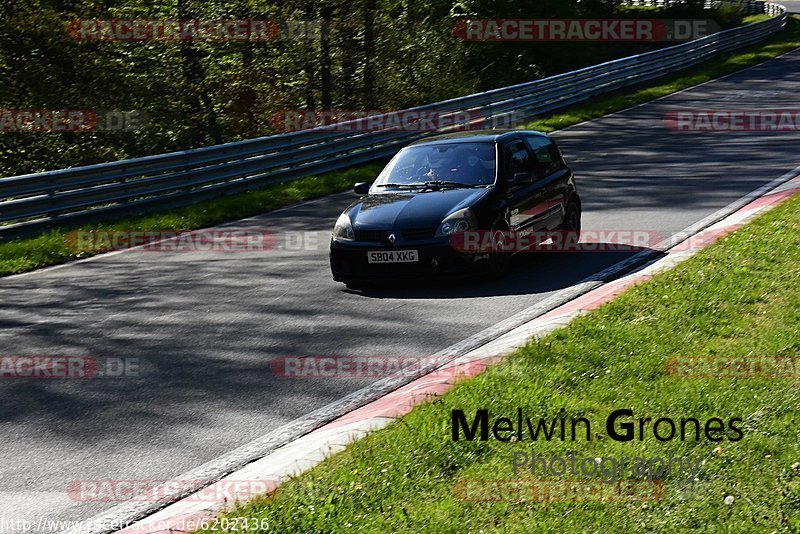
[203,189,800,533]
[0,163,382,275]
[743,14,773,24]
[1,17,798,277]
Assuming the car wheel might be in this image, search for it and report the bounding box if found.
[565,198,581,241]
[488,226,511,278]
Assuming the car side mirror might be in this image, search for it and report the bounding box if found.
[353,182,371,195]
[509,172,532,185]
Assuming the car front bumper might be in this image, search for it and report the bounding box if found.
[329,237,488,283]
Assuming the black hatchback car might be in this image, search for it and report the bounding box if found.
[329,130,581,285]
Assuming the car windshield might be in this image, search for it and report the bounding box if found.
[374,142,496,189]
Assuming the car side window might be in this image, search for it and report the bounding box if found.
[525,135,559,174]
[504,140,531,179]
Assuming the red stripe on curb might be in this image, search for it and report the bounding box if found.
[328,377,456,428]
[670,224,743,252]
[735,183,799,212]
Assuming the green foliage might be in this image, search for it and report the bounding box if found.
[0,0,477,176]
[0,0,749,178]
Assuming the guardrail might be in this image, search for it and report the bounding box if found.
[0,2,787,239]
[628,0,782,13]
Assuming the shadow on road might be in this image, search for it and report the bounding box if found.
[342,244,664,299]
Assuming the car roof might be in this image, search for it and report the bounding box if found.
[407,129,548,146]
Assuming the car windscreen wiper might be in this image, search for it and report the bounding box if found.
[375,183,427,189]
[375,181,486,191]
[423,181,484,189]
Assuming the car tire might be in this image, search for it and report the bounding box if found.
[564,197,581,241]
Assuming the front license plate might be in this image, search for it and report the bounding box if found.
[367,250,419,264]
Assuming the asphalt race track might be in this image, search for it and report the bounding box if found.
[1,48,799,530]
[783,1,800,13]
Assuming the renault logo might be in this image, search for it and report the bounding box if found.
[388,233,396,245]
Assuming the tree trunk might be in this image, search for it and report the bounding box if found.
[302,2,317,110]
[177,0,222,146]
[363,0,377,109]
[320,5,333,112]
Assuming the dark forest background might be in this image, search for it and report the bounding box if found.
[0,0,745,176]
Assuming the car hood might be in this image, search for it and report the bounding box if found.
[347,188,491,229]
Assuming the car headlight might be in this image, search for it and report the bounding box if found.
[333,213,355,240]
[436,208,476,237]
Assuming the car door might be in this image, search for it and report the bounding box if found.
[502,138,545,232]
[524,135,570,230]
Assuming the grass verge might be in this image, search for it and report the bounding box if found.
[203,190,800,532]
[0,164,382,276]
[1,17,798,277]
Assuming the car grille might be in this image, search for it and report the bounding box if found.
[353,229,386,242]
[353,228,437,242]
[401,228,437,241]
